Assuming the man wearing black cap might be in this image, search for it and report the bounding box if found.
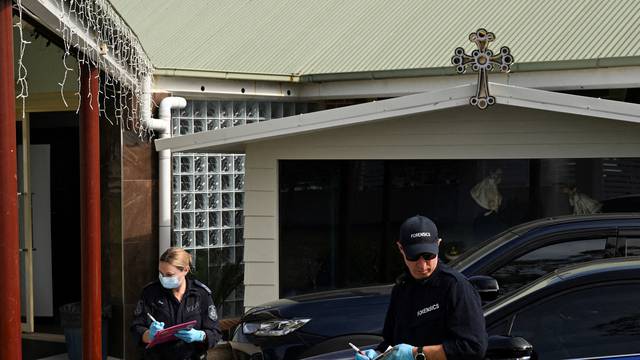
[355,215,487,360]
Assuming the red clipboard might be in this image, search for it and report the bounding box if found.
[146,320,197,348]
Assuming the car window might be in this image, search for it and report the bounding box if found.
[448,230,519,270]
[508,283,640,359]
[490,238,607,296]
[627,238,640,257]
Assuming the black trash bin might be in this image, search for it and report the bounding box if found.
[59,302,111,360]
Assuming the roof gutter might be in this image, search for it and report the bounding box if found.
[155,57,640,84]
[153,68,301,83]
[301,57,640,82]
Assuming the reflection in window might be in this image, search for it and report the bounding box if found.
[490,239,606,296]
[510,283,640,359]
[279,158,640,297]
[627,238,640,257]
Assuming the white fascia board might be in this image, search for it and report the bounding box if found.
[299,66,640,100]
[492,84,640,124]
[502,66,640,91]
[154,84,476,153]
[21,0,138,85]
[155,66,640,101]
[153,75,300,99]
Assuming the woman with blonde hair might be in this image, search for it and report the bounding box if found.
[131,247,221,359]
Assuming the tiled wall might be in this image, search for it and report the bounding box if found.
[121,129,159,360]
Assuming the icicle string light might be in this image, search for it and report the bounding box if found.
[13,0,31,119]
[15,0,153,139]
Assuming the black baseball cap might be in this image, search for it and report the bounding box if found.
[399,215,439,258]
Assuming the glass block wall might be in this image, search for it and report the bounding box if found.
[171,153,245,317]
[171,100,310,317]
[172,101,307,134]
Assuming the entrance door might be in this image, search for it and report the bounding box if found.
[18,115,54,333]
[18,115,34,332]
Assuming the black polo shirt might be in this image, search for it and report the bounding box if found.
[377,261,487,360]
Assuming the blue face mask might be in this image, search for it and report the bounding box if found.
[159,273,181,289]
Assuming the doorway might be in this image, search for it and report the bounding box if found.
[18,111,80,337]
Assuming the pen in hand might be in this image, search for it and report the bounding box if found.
[147,313,158,323]
[349,342,365,355]
[145,313,164,345]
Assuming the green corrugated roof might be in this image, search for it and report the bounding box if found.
[109,0,640,80]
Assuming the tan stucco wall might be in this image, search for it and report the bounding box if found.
[242,104,640,308]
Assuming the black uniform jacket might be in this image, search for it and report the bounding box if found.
[377,261,487,360]
[130,278,222,360]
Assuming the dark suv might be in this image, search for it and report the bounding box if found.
[230,214,640,360]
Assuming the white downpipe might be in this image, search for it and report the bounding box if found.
[141,75,187,257]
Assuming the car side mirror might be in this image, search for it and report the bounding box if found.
[485,335,533,359]
[468,275,499,303]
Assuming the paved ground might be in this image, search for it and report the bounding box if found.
[22,338,124,360]
[23,337,232,360]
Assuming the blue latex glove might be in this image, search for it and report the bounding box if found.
[148,321,164,341]
[355,349,378,360]
[388,344,414,360]
[175,328,206,343]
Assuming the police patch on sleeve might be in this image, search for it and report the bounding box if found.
[208,305,218,321]
[134,300,144,316]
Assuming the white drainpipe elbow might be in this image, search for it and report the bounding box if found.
[146,95,186,137]
[159,97,187,125]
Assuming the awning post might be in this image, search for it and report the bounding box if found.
[80,64,102,360]
[0,0,23,358]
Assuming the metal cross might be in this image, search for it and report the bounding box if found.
[451,29,514,109]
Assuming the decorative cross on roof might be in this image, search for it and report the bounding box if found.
[451,29,514,109]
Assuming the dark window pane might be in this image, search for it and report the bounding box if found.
[491,239,606,295]
[627,238,640,257]
[510,283,640,359]
[279,158,640,297]
[279,161,353,297]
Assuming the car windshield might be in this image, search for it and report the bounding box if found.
[448,229,519,270]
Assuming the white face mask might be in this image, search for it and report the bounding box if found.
[159,273,181,289]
